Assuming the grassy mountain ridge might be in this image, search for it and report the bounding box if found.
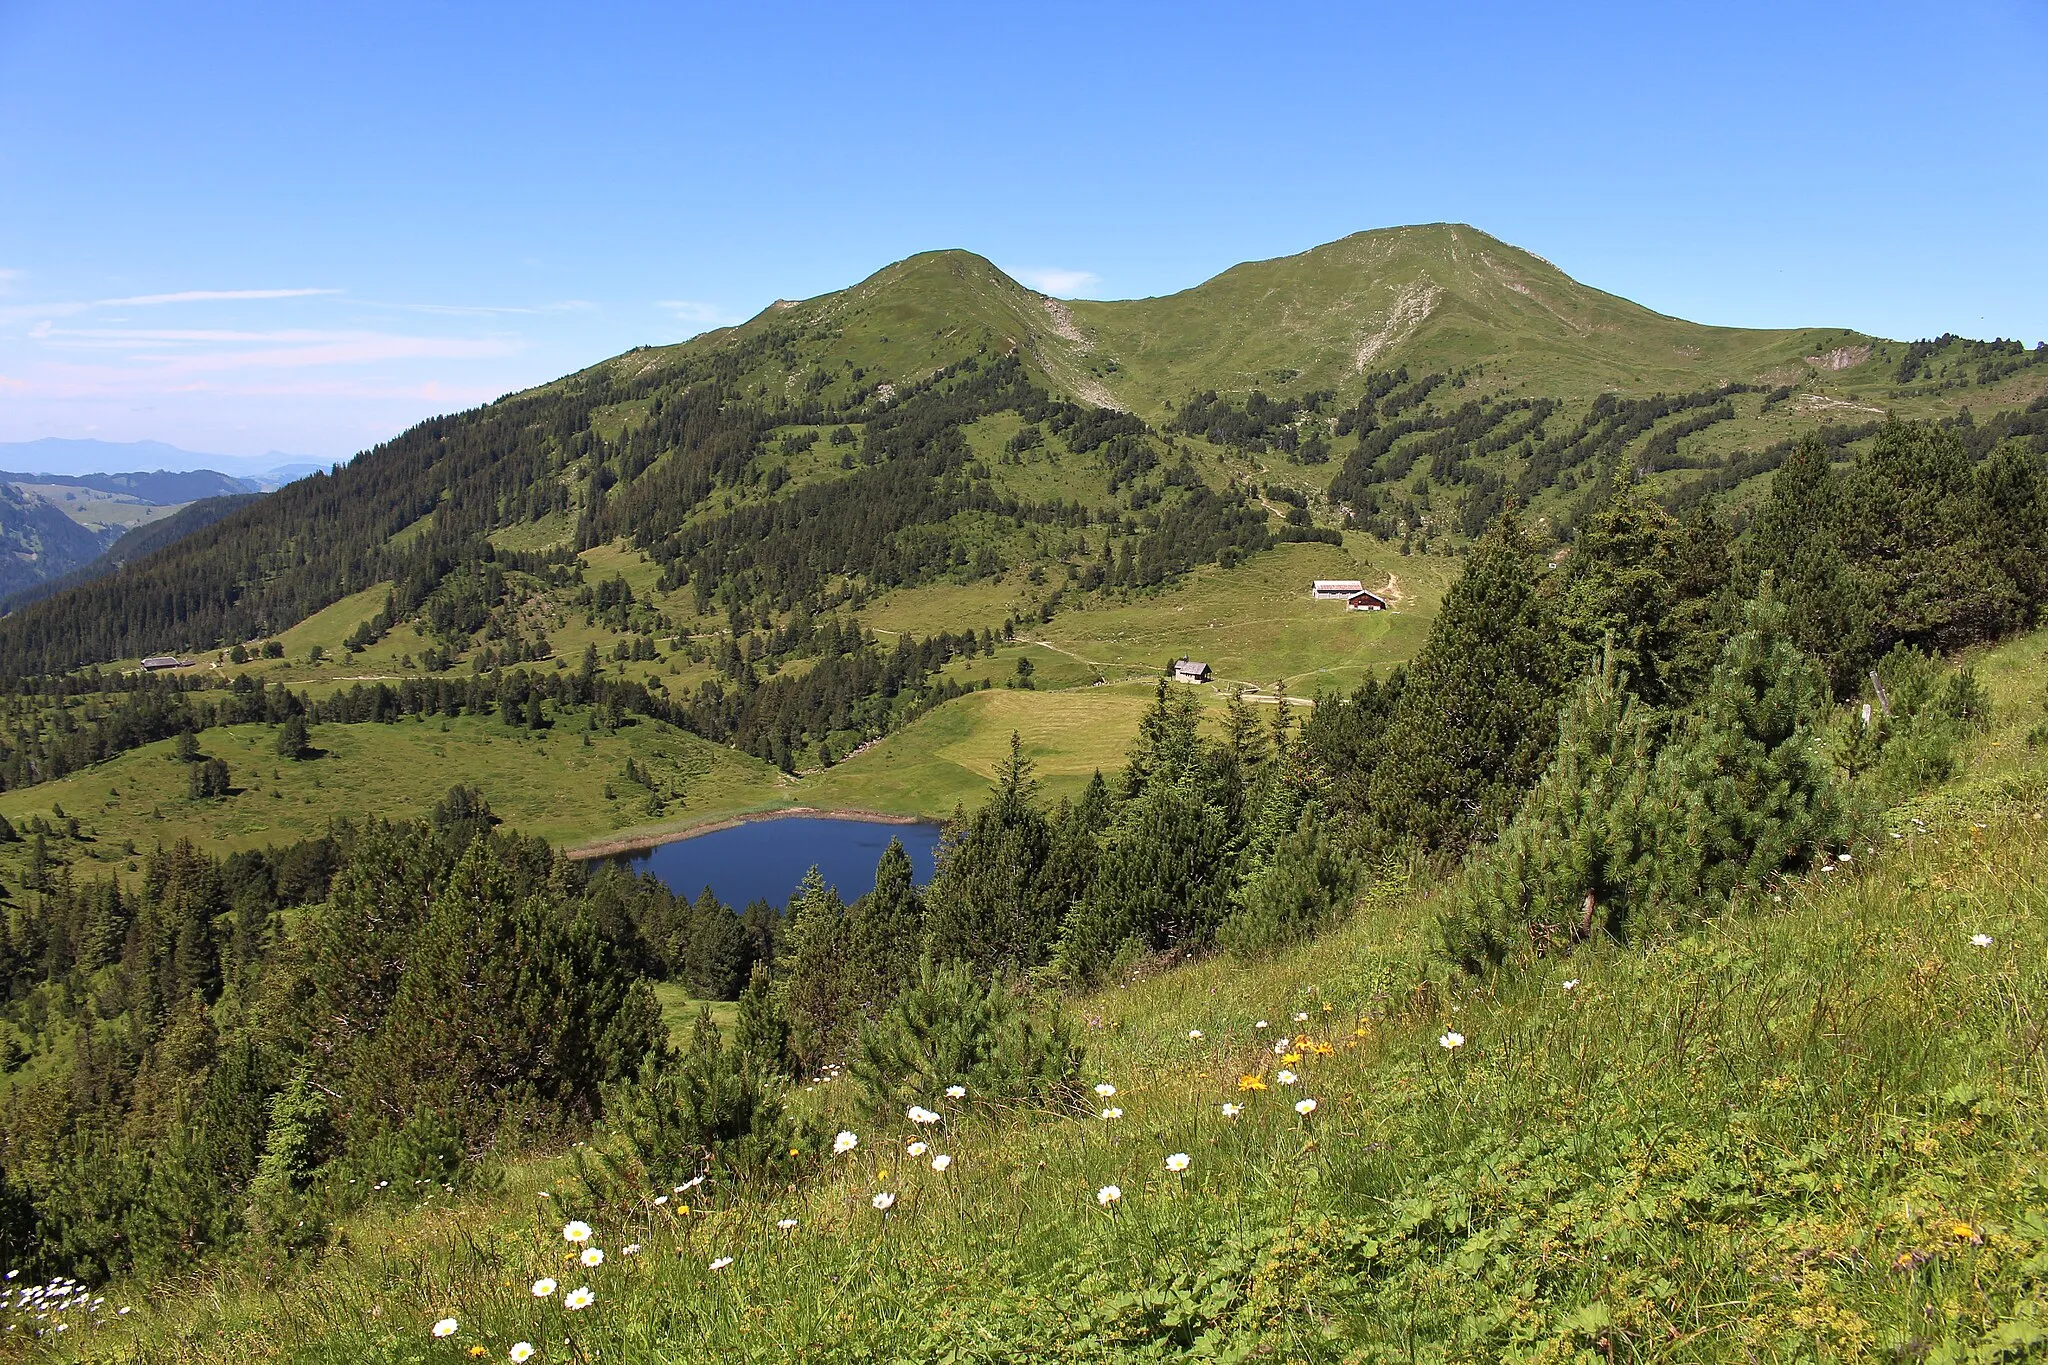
[4,222,2040,683]
[1071,223,1870,411]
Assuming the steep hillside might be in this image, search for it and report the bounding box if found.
[1069,223,1866,409]
[31,626,2048,1362]
[0,485,111,599]
[0,493,261,614]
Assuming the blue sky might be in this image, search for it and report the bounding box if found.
[0,1,2042,461]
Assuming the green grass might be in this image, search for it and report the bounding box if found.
[801,684,1169,817]
[650,982,737,1045]
[37,635,2048,1360]
[0,714,792,880]
[1032,540,1453,695]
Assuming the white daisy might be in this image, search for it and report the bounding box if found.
[431,1317,459,1338]
[1097,1185,1122,1206]
[562,1220,593,1244]
[833,1131,859,1154]
[564,1286,594,1311]
[1439,1031,1465,1050]
[1165,1153,1190,1172]
[931,1153,952,1171]
[872,1191,896,1211]
[1296,1098,1318,1115]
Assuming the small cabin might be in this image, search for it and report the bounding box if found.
[1172,658,1212,685]
[140,655,183,671]
[1346,589,1389,612]
[1311,579,1364,599]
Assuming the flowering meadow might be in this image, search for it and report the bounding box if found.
[18,751,2048,1361]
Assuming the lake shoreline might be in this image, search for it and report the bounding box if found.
[564,806,933,861]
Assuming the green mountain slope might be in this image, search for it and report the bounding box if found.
[1069,222,1870,410]
[0,224,2038,851]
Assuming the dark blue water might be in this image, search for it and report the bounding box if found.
[613,816,943,908]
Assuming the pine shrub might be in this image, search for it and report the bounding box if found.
[849,959,1083,1116]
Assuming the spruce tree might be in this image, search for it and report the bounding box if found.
[275,714,310,760]
[1639,584,1842,921]
[922,735,1059,976]
[1552,484,1731,708]
[775,868,853,1071]
[1365,508,1569,851]
[246,1066,329,1244]
[839,839,924,1016]
[1435,643,1655,972]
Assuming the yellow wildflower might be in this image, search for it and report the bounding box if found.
[1237,1074,1268,1092]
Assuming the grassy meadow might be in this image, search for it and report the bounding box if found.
[9,525,1452,875]
[22,626,2048,1362]
[0,714,794,882]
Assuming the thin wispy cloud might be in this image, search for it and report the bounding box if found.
[1007,266,1103,297]
[0,269,21,295]
[364,298,597,317]
[101,287,341,306]
[658,299,742,330]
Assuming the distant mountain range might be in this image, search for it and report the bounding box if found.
[0,444,312,602]
[0,438,323,488]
